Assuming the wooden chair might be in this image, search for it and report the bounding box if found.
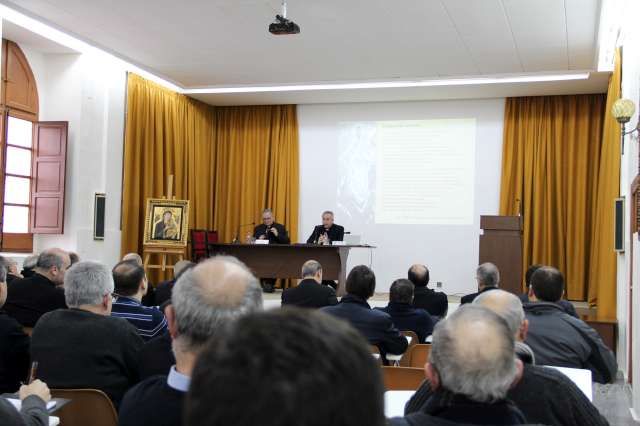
[408,344,432,368]
[51,389,117,426]
[189,229,207,262]
[205,230,219,253]
[381,366,426,391]
[400,330,419,366]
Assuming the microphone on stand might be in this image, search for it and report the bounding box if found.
[233,222,256,243]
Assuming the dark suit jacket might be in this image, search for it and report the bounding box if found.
[4,273,67,327]
[281,279,338,308]
[138,331,175,380]
[306,224,345,244]
[519,293,578,317]
[321,294,408,357]
[0,311,30,393]
[154,279,176,307]
[413,286,448,318]
[460,286,498,305]
[253,223,290,244]
[376,302,434,343]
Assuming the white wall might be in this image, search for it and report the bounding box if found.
[20,46,125,267]
[298,99,504,294]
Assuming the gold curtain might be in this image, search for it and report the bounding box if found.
[121,74,299,280]
[587,48,622,317]
[499,94,607,301]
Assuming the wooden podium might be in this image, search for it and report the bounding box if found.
[479,215,523,295]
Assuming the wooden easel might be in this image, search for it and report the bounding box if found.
[143,175,187,273]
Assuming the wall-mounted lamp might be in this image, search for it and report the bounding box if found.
[611,98,638,155]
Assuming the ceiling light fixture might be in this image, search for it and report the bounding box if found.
[183,73,591,94]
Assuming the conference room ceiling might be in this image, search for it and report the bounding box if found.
[1,0,607,104]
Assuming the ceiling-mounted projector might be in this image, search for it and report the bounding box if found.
[269,0,300,35]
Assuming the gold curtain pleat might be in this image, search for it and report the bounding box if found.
[121,74,299,281]
[499,94,607,301]
[587,48,622,317]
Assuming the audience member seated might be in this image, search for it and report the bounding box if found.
[185,308,386,426]
[31,261,144,406]
[524,266,617,383]
[408,264,448,319]
[0,256,22,285]
[112,260,168,341]
[138,331,174,381]
[375,279,434,343]
[0,265,30,393]
[4,249,69,327]
[154,260,195,307]
[20,254,38,279]
[406,289,609,426]
[122,252,156,306]
[460,262,500,305]
[390,305,526,426]
[519,264,578,317]
[322,265,407,360]
[281,260,338,308]
[120,256,263,426]
[0,379,51,426]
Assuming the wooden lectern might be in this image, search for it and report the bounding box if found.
[479,216,523,295]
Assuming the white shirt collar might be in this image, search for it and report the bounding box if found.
[167,365,191,392]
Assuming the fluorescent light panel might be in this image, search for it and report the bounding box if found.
[0,3,590,96]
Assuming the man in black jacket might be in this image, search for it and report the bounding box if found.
[460,262,500,304]
[282,260,338,308]
[0,264,30,393]
[322,265,407,360]
[253,208,290,293]
[408,264,448,318]
[524,267,617,383]
[376,279,433,343]
[306,211,345,244]
[519,264,578,317]
[4,248,70,327]
[403,290,609,426]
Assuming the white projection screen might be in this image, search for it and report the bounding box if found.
[298,100,504,294]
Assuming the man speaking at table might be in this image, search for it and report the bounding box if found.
[306,211,345,245]
[253,208,290,293]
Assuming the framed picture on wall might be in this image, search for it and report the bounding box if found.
[143,198,190,247]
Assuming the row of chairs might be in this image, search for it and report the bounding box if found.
[374,330,431,391]
[190,229,219,262]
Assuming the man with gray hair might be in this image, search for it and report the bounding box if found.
[252,208,290,292]
[390,305,526,425]
[118,256,263,426]
[31,261,143,406]
[460,262,500,304]
[404,290,609,426]
[5,248,70,327]
[282,260,338,308]
[306,210,345,244]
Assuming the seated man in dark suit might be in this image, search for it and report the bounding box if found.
[389,306,526,426]
[4,248,70,327]
[322,265,407,359]
[520,264,578,317]
[185,309,386,426]
[253,208,290,293]
[0,264,30,393]
[524,267,617,383]
[408,264,448,318]
[376,279,434,343]
[460,262,500,304]
[306,210,345,244]
[20,254,38,279]
[120,256,263,426]
[282,260,338,308]
[111,260,168,341]
[31,261,144,406]
[154,260,195,306]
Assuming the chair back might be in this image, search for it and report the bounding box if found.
[51,389,117,426]
[400,330,419,366]
[381,366,425,391]
[206,230,219,244]
[409,344,432,368]
[190,229,207,262]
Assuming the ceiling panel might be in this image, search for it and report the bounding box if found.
[565,0,600,69]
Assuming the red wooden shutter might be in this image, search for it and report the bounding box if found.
[30,122,67,234]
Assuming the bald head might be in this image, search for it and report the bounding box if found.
[171,256,262,351]
[429,305,518,402]
[474,289,526,339]
[122,252,143,266]
[408,264,429,287]
[36,248,71,285]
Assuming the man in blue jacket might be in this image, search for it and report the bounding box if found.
[376,279,433,343]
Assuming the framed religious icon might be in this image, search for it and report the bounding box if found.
[143,198,190,247]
